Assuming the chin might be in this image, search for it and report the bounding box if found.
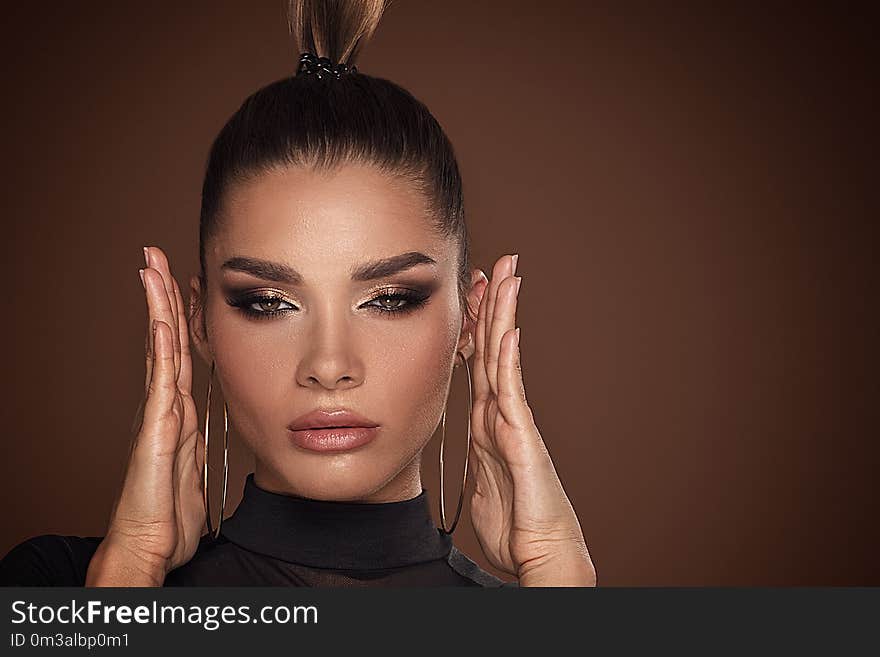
[294,477,388,502]
[279,457,393,502]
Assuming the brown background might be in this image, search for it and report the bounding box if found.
[1,1,876,585]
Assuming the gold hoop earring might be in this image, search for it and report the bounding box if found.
[203,360,229,540]
[439,352,472,535]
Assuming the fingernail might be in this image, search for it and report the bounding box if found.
[143,246,151,268]
[515,327,521,346]
[515,276,522,294]
[511,253,519,275]
[139,268,145,289]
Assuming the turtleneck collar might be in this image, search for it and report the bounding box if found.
[219,472,453,570]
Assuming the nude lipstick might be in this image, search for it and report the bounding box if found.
[287,409,380,453]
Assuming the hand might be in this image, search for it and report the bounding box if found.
[466,254,597,586]
[88,246,205,586]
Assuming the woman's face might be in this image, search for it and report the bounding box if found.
[189,163,482,503]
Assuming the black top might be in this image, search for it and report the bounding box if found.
[0,473,517,587]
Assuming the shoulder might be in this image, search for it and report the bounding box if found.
[0,534,103,586]
[446,546,519,587]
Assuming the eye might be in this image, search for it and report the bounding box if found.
[228,293,296,320]
[226,288,431,321]
[363,290,430,316]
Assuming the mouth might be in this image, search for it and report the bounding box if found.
[288,409,380,431]
[287,408,380,451]
[288,426,379,452]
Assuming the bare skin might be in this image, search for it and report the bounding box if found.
[86,163,596,587]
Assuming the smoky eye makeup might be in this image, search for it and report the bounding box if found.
[222,282,437,322]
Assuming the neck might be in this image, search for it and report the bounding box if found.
[253,452,424,503]
[220,469,453,570]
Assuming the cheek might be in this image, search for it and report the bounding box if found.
[373,317,456,430]
[209,316,295,443]
[370,298,462,441]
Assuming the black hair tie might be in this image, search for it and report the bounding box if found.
[296,51,358,79]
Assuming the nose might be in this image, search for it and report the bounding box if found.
[295,317,365,390]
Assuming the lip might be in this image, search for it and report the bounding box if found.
[288,426,379,453]
[288,408,380,432]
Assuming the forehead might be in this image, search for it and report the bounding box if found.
[218,163,440,262]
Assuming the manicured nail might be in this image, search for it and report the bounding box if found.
[139,268,145,288]
[143,246,151,268]
[511,254,519,275]
[515,276,522,294]
[515,327,521,346]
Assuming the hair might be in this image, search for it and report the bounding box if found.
[195,0,473,335]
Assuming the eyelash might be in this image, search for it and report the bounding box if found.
[227,289,430,321]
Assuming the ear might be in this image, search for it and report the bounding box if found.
[188,274,213,367]
[456,268,489,365]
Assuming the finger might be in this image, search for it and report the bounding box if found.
[497,326,532,430]
[141,320,181,455]
[172,277,193,395]
[483,254,517,395]
[172,286,200,462]
[487,262,519,395]
[471,276,491,402]
[147,247,181,382]
[141,267,153,392]
[466,437,480,494]
[487,273,521,391]
[145,246,181,382]
[143,267,177,396]
[194,422,206,482]
[129,395,147,446]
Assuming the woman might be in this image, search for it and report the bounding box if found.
[0,0,596,587]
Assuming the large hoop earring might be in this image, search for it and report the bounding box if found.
[438,352,472,535]
[203,360,229,540]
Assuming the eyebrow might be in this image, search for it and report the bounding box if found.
[220,251,438,284]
